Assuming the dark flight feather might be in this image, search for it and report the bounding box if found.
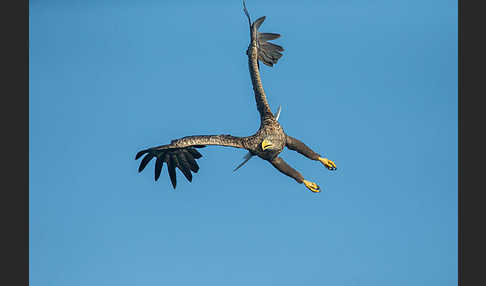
[262,41,283,52]
[188,148,203,159]
[178,152,193,172]
[253,16,266,30]
[135,149,149,160]
[168,154,178,189]
[136,137,238,188]
[138,153,154,172]
[177,155,193,182]
[183,151,200,173]
[258,33,280,41]
[258,42,283,66]
[250,14,284,67]
[154,157,163,181]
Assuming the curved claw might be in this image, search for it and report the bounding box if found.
[319,157,337,171]
[303,179,321,193]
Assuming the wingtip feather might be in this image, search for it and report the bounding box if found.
[136,145,205,189]
[138,153,154,172]
[135,149,149,160]
[154,157,163,181]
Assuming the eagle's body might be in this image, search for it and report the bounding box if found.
[135,2,337,192]
[250,121,286,161]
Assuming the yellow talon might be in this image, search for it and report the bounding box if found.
[303,179,321,193]
[319,157,337,170]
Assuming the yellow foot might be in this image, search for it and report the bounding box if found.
[319,157,337,171]
[303,179,321,193]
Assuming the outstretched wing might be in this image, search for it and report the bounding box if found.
[244,2,285,121]
[136,135,246,189]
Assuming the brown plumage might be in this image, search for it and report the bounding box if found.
[135,2,336,191]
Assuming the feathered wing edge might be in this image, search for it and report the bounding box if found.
[135,145,206,189]
[244,1,284,67]
[257,28,284,67]
[136,134,246,189]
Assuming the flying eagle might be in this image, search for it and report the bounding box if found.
[135,2,337,192]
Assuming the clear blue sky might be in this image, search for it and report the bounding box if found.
[30,1,457,285]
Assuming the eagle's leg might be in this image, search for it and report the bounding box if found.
[285,135,337,171]
[270,157,321,193]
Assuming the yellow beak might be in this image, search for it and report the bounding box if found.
[261,139,272,151]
